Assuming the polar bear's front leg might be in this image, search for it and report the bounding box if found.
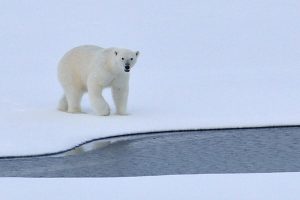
[112,85,129,115]
[87,81,110,116]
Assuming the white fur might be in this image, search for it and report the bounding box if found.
[57,45,139,116]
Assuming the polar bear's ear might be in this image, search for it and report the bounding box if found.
[136,51,140,56]
[114,51,118,56]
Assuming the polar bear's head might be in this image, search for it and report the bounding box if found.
[113,48,139,73]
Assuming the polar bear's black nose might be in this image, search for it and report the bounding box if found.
[125,65,130,70]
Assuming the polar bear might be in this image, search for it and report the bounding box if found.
[57,45,139,116]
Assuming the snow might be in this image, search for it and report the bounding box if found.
[1,172,300,200]
[0,0,300,156]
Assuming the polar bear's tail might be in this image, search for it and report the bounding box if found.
[58,95,68,111]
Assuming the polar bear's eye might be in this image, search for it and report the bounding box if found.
[122,58,124,60]
[130,58,133,60]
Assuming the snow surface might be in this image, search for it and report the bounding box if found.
[1,173,300,200]
[0,0,300,156]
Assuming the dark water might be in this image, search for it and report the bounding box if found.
[0,127,300,177]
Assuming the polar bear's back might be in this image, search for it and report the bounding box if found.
[59,45,104,70]
[67,45,104,55]
[58,45,105,89]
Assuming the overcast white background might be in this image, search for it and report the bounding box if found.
[0,0,299,198]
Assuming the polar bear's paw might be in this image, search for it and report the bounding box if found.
[57,95,68,112]
[116,110,128,116]
[94,104,110,116]
[67,107,82,114]
[97,109,110,116]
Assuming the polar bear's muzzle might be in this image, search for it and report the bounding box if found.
[124,65,130,72]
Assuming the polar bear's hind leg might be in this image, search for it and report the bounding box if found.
[58,95,68,112]
[65,90,84,113]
